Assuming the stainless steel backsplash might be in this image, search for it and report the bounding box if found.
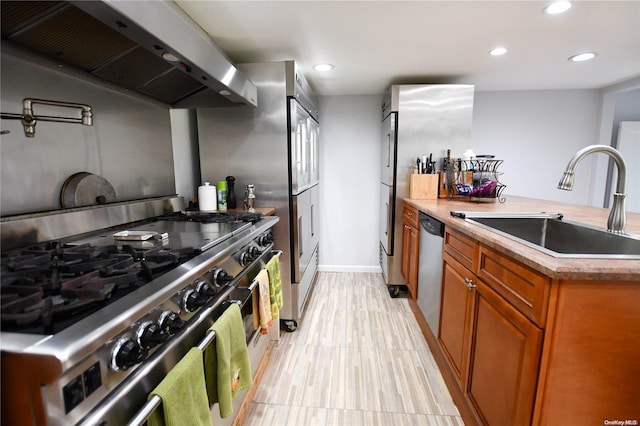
[0,48,176,217]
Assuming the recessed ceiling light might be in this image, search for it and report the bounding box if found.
[162,52,179,62]
[545,1,572,15]
[569,52,596,62]
[489,47,508,56]
[313,63,334,71]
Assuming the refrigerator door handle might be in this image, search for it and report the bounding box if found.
[310,203,315,238]
[298,216,304,258]
[385,201,389,236]
[386,133,392,168]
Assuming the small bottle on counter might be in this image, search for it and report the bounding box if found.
[462,149,475,171]
[217,180,227,211]
[244,184,256,212]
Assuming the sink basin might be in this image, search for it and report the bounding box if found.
[456,212,640,259]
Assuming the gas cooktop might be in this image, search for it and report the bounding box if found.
[0,211,264,335]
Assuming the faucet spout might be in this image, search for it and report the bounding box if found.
[557,144,627,233]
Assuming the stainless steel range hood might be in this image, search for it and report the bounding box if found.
[1,1,257,108]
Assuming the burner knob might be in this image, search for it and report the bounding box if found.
[212,268,234,286]
[136,321,167,349]
[111,338,148,371]
[197,281,217,298]
[182,289,206,312]
[159,311,186,334]
[258,233,274,246]
[248,246,261,258]
[240,251,251,266]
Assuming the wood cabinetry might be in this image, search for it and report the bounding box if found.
[405,198,640,426]
[439,252,474,384]
[439,228,544,425]
[431,226,640,425]
[401,204,420,298]
[467,278,542,425]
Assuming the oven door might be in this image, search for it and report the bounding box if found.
[125,249,281,426]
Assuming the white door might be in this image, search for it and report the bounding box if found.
[614,121,640,213]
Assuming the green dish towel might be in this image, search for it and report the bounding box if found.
[205,303,252,418]
[148,347,212,426]
[266,254,283,319]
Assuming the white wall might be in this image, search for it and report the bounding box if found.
[470,90,601,205]
[318,95,381,272]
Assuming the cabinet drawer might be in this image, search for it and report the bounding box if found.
[477,246,551,327]
[444,228,477,271]
[402,204,420,229]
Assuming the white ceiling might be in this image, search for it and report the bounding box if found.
[174,1,640,96]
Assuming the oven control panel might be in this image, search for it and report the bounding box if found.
[61,362,102,414]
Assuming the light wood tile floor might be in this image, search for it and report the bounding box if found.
[242,272,464,425]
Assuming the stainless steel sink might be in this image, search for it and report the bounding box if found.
[453,212,640,259]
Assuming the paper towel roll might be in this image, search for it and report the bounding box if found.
[198,182,217,211]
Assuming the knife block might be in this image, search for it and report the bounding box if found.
[409,174,439,200]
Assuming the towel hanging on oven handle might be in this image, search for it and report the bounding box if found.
[125,300,243,426]
[247,250,283,291]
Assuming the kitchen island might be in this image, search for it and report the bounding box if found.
[402,195,639,425]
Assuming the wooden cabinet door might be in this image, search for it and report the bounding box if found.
[439,252,475,386]
[406,225,419,298]
[466,280,543,426]
[401,223,411,282]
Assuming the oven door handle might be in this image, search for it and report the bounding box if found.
[248,279,259,291]
[126,300,243,426]
[126,395,162,426]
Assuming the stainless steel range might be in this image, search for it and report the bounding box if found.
[0,196,279,425]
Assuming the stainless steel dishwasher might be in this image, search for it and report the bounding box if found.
[417,212,445,336]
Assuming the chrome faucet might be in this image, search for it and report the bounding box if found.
[558,144,627,233]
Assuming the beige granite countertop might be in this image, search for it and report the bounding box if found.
[404,195,640,281]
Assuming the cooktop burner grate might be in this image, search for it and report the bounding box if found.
[161,211,263,224]
[0,242,200,334]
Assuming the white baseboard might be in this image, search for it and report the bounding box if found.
[318,265,382,273]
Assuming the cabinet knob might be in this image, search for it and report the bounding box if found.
[465,278,476,289]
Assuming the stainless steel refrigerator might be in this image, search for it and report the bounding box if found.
[379,84,474,293]
[197,61,319,330]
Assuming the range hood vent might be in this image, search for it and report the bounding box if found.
[1,1,257,108]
